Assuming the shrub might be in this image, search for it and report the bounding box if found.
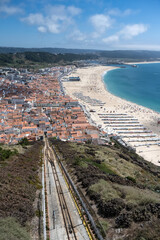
[18,138,29,146]
[0,148,17,161]
[98,198,125,218]
[126,176,136,184]
[115,212,132,228]
[132,207,151,222]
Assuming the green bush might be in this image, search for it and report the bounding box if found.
[126,176,136,184]
[18,138,29,146]
[0,147,17,161]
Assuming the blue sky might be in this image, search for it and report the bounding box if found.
[0,0,160,50]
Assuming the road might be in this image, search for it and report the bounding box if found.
[44,138,90,240]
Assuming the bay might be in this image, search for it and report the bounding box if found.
[104,63,160,113]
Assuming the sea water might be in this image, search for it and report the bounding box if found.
[104,63,160,113]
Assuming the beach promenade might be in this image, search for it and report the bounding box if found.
[63,65,160,166]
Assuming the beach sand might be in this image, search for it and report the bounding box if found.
[63,65,160,166]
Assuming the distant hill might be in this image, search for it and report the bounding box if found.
[98,50,160,60]
[0,51,97,68]
[0,47,96,54]
[0,47,160,60]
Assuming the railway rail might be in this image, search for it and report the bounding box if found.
[45,139,78,240]
[50,159,77,240]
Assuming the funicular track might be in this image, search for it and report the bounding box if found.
[50,160,77,240]
[45,139,78,240]
[45,138,104,240]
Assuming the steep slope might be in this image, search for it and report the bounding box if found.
[50,139,160,240]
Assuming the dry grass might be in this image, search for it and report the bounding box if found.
[115,184,160,205]
[70,142,160,189]
[89,179,121,201]
[99,219,110,232]
[1,144,30,154]
[0,217,30,240]
[89,179,160,206]
[96,148,144,178]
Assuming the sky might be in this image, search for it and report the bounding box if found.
[0,0,160,50]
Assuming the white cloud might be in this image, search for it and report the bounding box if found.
[119,24,148,39]
[90,14,113,34]
[46,21,59,34]
[67,6,82,16]
[102,23,148,45]
[108,8,136,17]
[123,9,133,16]
[103,35,119,44]
[0,0,23,15]
[91,32,101,39]
[22,13,44,25]
[46,5,69,20]
[69,29,86,41]
[38,26,46,33]
[22,5,82,34]
[0,5,23,14]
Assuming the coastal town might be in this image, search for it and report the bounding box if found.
[0,66,100,145]
[0,64,160,166]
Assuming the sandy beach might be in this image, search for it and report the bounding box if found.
[63,65,160,166]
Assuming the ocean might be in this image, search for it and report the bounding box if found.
[104,63,160,113]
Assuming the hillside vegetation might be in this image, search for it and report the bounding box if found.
[0,141,43,239]
[50,139,160,240]
[1,49,160,69]
[1,47,160,60]
[0,52,97,68]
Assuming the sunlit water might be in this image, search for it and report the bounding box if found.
[104,63,160,113]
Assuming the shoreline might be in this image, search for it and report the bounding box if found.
[126,61,160,65]
[103,67,160,115]
[63,65,160,166]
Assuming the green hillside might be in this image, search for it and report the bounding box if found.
[0,47,160,60]
[0,51,97,68]
[0,141,43,239]
[50,139,160,240]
